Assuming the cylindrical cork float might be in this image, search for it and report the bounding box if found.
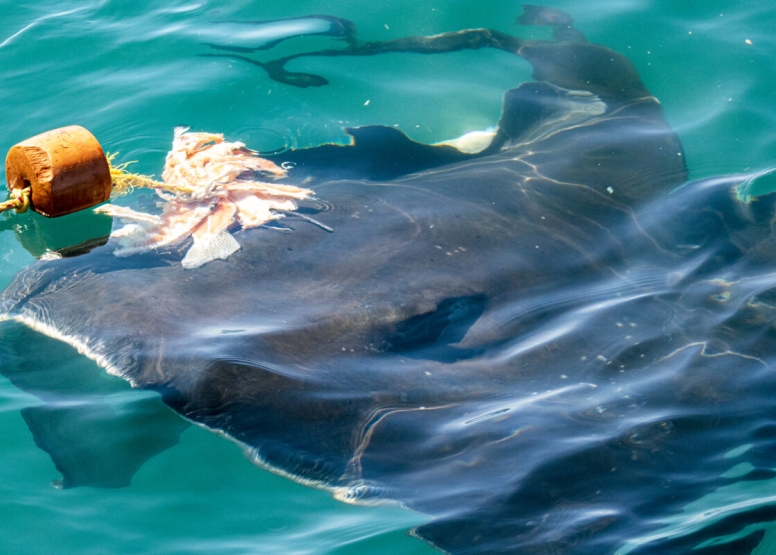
[5,125,111,217]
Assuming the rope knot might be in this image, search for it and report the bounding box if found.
[0,186,31,214]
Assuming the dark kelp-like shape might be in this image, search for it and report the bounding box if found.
[4,6,776,554]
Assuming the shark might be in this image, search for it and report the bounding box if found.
[3,5,775,554]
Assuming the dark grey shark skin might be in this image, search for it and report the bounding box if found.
[4,6,776,555]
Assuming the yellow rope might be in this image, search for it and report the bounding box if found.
[0,187,30,214]
[107,152,196,196]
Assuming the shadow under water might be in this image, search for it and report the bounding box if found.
[4,5,776,555]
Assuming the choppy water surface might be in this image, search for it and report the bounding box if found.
[1,1,776,554]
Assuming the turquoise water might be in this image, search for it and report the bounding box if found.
[1,1,776,554]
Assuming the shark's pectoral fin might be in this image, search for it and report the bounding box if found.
[0,322,191,489]
[21,394,189,489]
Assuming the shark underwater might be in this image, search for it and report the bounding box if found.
[4,5,776,554]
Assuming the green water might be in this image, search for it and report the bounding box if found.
[1,1,775,553]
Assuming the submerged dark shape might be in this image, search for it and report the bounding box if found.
[4,5,776,554]
[1,324,189,489]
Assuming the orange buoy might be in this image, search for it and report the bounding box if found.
[5,125,111,217]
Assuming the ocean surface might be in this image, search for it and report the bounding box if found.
[1,1,776,554]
